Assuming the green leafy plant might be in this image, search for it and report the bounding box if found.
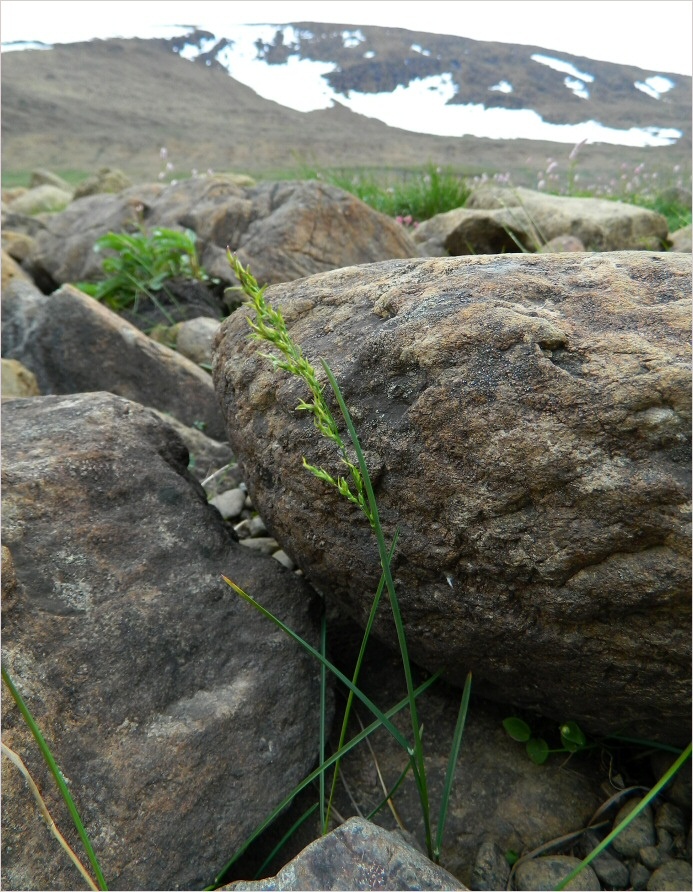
[503,716,588,765]
[76,226,214,324]
[212,253,473,880]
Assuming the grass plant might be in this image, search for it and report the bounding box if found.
[218,252,473,874]
[294,161,471,222]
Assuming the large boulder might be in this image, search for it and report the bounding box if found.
[213,251,691,744]
[28,176,419,291]
[413,185,670,255]
[1,392,324,891]
[1,278,226,439]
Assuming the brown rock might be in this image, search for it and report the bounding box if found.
[465,184,669,251]
[73,166,133,199]
[2,278,226,438]
[1,358,40,398]
[213,251,691,744]
[7,184,73,216]
[2,230,36,263]
[1,392,324,891]
[669,224,692,253]
[1,249,32,289]
[29,177,419,290]
[539,234,586,252]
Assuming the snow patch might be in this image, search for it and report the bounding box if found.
[531,53,595,82]
[490,80,513,93]
[634,75,675,99]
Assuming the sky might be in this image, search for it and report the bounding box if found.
[1,0,692,76]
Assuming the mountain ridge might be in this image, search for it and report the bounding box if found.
[2,24,690,184]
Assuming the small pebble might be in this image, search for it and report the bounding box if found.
[514,855,599,891]
[210,488,246,520]
[655,802,686,837]
[472,840,511,891]
[271,549,296,570]
[630,862,652,890]
[640,845,663,871]
[578,829,629,889]
[611,797,656,857]
[234,516,268,539]
[238,537,279,555]
[646,859,692,891]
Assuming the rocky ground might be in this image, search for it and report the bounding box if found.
[1,172,691,890]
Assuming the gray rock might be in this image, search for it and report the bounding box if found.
[211,487,247,520]
[272,549,296,570]
[235,516,269,539]
[471,840,511,890]
[239,537,281,555]
[646,859,692,890]
[655,802,687,837]
[1,392,325,891]
[1,278,226,439]
[640,845,664,870]
[28,182,165,285]
[213,251,691,744]
[176,315,221,365]
[631,862,653,890]
[577,829,629,889]
[650,752,692,810]
[611,798,656,857]
[149,408,235,487]
[513,855,599,890]
[223,817,467,890]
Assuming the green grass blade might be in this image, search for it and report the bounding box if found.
[324,532,399,834]
[2,664,109,891]
[366,760,414,821]
[555,742,692,891]
[253,801,319,881]
[604,734,685,755]
[320,360,433,859]
[222,576,411,753]
[319,608,327,832]
[434,671,472,860]
[207,672,441,887]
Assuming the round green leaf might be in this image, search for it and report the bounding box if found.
[503,717,531,742]
[526,737,549,764]
[560,721,587,750]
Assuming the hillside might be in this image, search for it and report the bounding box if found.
[1,29,690,185]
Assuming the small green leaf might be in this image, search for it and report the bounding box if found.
[505,850,520,866]
[526,737,549,764]
[503,717,531,742]
[560,721,587,751]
